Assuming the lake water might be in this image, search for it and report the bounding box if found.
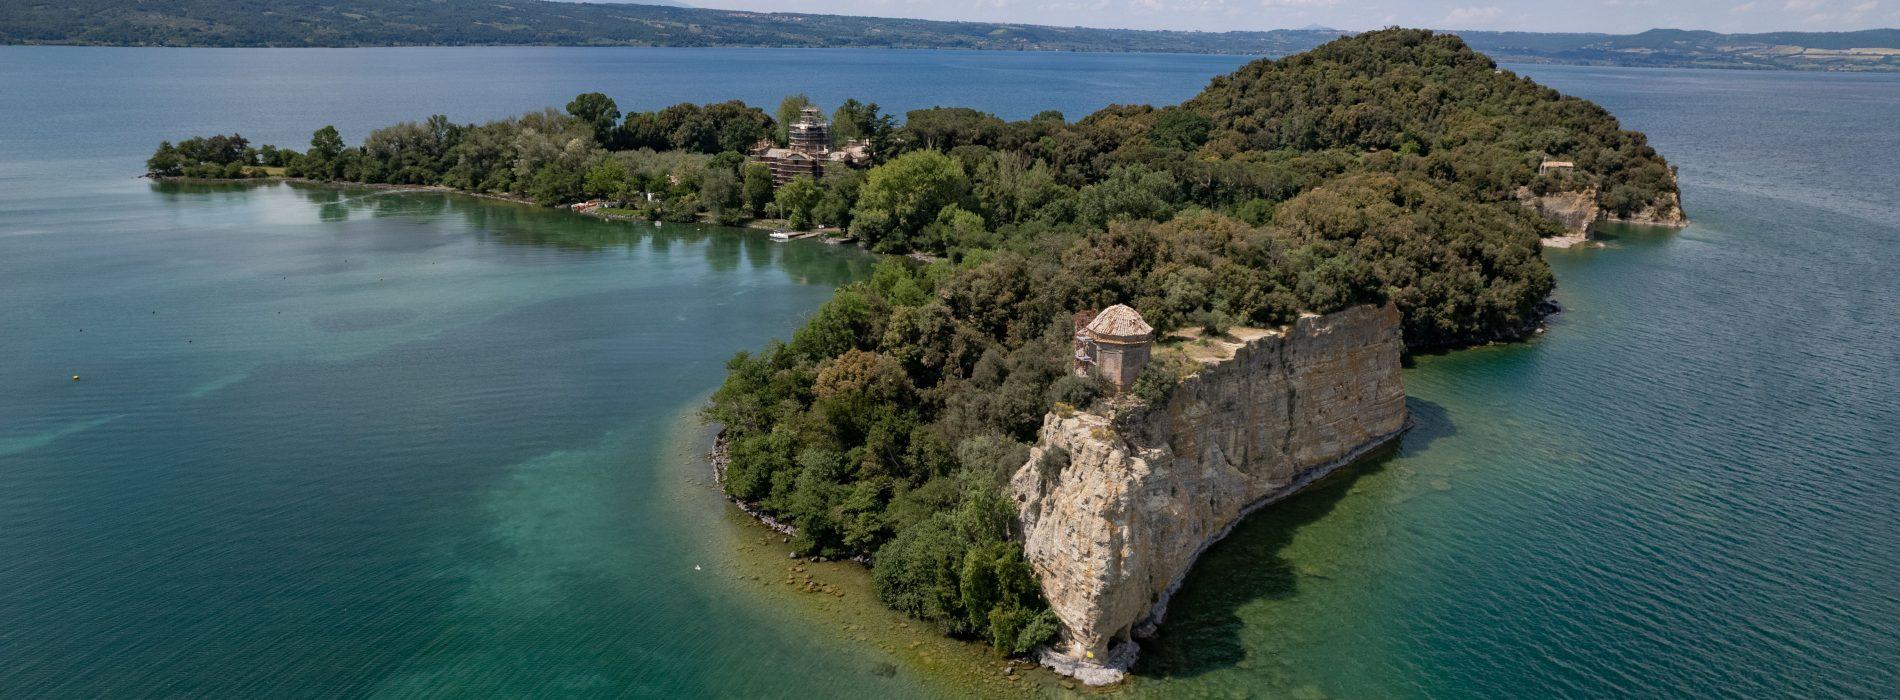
[2,47,1896,697]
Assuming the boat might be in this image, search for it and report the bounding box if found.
[769,229,793,241]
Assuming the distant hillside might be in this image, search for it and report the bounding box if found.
[0,0,1338,54]
[3,0,1896,71]
[1463,28,1900,71]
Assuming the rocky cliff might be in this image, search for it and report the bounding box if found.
[1008,303,1408,684]
[1517,185,1602,242]
[1517,170,1690,247]
[1602,185,1690,228]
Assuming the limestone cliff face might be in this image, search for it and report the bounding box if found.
[1009,303,1408,684]
[1602,186,1690,228]
[1516,185,1602,236]
[1517,169,1690,243]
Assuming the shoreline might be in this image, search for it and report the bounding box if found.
[706,433,799,539]
[149,174,851,238]
[148,175,541,205]
[711,396,1415,687]
[1404,297,1562,357]
[669,413,1087,697]
[20,43,1900,74]
[706,433,871,564]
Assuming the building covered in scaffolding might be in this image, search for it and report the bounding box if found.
[749,106,872,187]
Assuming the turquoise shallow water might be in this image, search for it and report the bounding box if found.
[2,48,1897,697]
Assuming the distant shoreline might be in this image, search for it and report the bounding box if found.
[19,42,1900,73]
[14,42,1891,73]
[9,1,1897,72]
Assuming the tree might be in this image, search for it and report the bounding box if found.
[789,287,875,362]
[903,107,1005,151]
[700,168,744,224]
[566,92,622,148]
[873,513,969,633]
[775,175,823,229]
[302,125,346,180]
[708,150,744,173]
[972,152,1069,225]
[146,142,183,177]
[584,157,632,200]
[925,205,990,254]
[1150,108,1213,150]
[775,94,814,144]
[742,162,774,217]
[815,168,866,229]
[309,126,344,161]
[850,150,969,253]
[1076,165,1177,228]
[527,163,584,206]
[833,98,896,155]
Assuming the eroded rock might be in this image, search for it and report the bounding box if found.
[1010,303,1409,684]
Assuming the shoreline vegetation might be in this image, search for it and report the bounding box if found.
[662,413,1080,697]
[144,175,826,234]
[10,1,1900,71]
[149,29,1685,671]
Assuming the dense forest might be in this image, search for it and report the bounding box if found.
[12,1,1900,71]
[150,30,1684,654]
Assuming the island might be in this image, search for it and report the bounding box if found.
[148,29,1687,683]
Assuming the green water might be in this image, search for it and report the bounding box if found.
[3,48,1897,697]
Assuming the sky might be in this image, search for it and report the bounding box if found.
[623,0,1900,34]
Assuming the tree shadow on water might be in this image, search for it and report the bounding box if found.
[1131,397,1455,680]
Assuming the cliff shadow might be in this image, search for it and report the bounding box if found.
[1130,397,1455,681]
[1399,396,1454,456]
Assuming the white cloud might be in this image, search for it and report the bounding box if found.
[1441,5,1503,26]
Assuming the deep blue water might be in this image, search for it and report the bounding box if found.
[1,47,1896,697]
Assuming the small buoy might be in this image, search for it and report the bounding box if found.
[72,375,81,381]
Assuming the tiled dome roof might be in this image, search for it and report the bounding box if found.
[1085,304,1153,343]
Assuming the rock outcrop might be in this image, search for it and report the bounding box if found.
[1009,303,1408,685]
[1602,185,1690,228]
[1517,185,1601,237]
[1518,169,1690,247]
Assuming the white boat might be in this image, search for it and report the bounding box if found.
[769,229,793,241]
